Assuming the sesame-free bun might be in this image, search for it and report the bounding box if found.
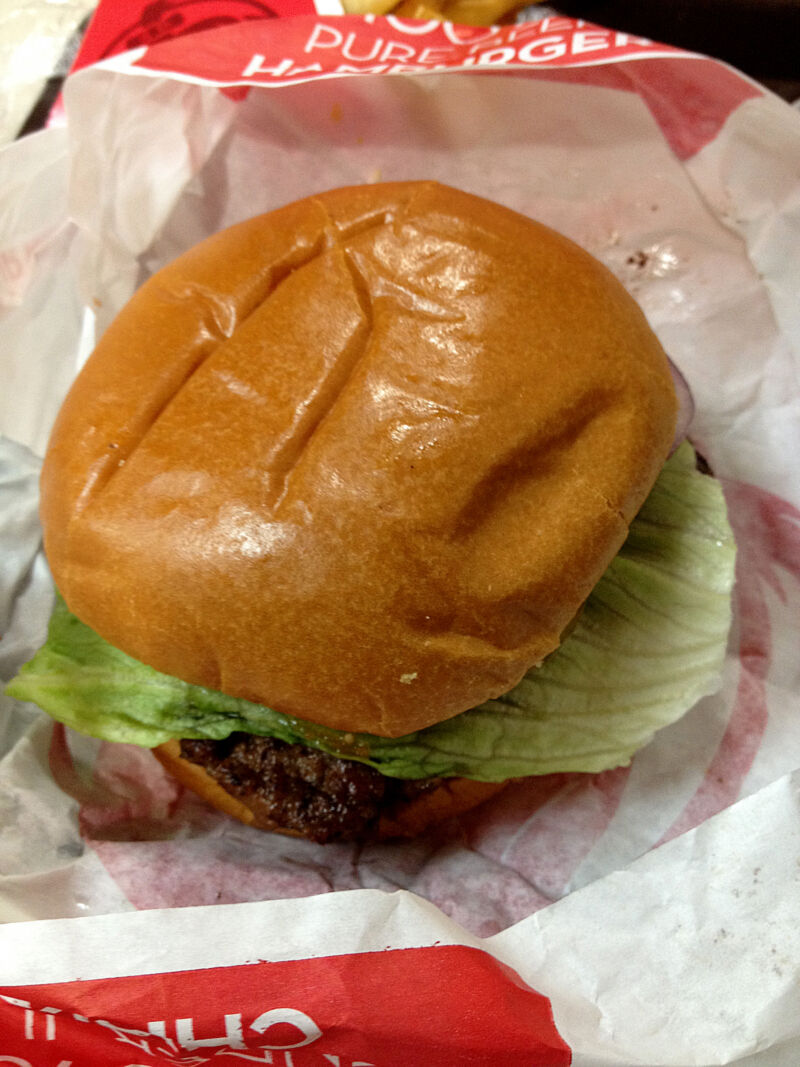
[41,181,677,738]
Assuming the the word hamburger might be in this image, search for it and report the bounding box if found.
[8,181,735,842]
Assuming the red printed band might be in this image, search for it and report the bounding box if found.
[0,944,571,1066]
[71,0,319,74]
[115,14,761,158]
[128,13,684,84]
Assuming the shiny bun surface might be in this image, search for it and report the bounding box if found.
[41,181,677,736]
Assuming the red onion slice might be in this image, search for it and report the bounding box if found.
[667,357,694,454]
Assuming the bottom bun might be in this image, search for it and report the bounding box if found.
[153,738,507,843]
[376,776,509,841]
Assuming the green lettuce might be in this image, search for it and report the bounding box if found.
[6,443,736,781]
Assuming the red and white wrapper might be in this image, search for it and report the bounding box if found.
[1,5,800,1064]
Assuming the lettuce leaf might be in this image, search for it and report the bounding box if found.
[6,443,736,781]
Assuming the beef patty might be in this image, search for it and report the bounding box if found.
[179,734,440,843]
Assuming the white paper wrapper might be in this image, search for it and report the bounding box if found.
[1,13,799,1064]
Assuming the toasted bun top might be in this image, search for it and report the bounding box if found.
[41,181,676,738]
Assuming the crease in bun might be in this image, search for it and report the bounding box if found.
[41,181,677,738]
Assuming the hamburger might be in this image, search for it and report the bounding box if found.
[7,181,735,843]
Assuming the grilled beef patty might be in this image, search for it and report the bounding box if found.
[179,734,440,843]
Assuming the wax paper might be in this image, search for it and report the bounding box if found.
[1,13,799,1064]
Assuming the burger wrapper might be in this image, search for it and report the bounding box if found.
[1,6,800,1064]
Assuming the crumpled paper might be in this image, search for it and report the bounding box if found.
[1,15,800,1064]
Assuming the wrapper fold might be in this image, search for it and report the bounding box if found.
[1,11,799,1065]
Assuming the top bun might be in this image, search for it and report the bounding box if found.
[41,181,677,738]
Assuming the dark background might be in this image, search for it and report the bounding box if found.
[556,0,800,101]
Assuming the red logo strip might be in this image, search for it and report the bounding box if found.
[0,944,571,1065]
[129,14,683,84]
[71,0,317,73]
[120,15,760,160]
